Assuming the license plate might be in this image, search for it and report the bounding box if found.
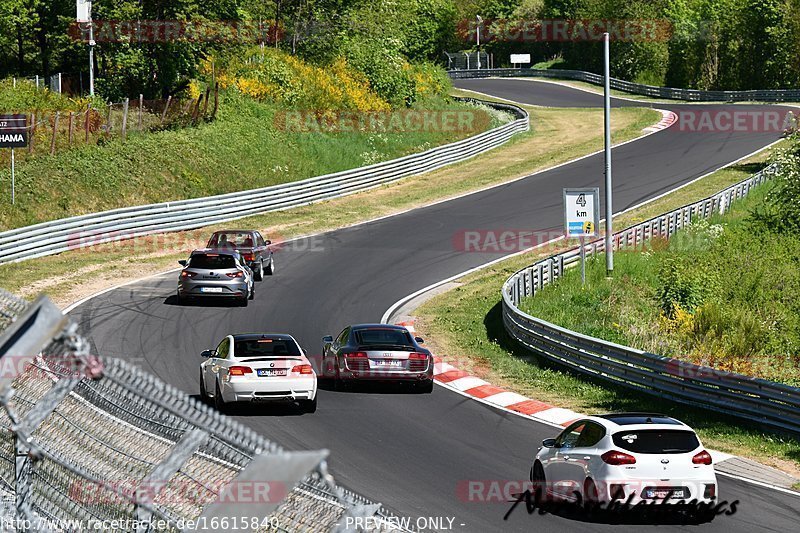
[372,360,402,367]
[257,369,287,377]
[200,287,223,293]
[646,489,685,499]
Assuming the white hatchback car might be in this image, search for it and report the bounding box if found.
[531,413,717,505]
[200,333,318,413]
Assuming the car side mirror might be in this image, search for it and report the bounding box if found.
[265,240,272,245]
[542,438,558,448]
[322,335,334,344]
[415,336,425,344]
[201,350,215,358]
[178,260,188,267]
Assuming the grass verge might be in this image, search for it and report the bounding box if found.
[522,186,800,386]
[0,93,490,230]
[415,139,800,476]
[0,104,659,307]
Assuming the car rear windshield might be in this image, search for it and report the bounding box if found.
[612,430,700,454]
[235,339,301,358]
[208,233,254,248]
[189,254,236,269]
[354,329,413,348]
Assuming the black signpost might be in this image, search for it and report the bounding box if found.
[0,114,29,204]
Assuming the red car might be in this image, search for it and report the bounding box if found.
[207,230,274,281]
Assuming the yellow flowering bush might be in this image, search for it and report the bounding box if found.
[215,48,389,112]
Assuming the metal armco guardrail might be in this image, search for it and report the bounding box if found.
[0,99,528,265]
[502,163,800,436]
[0,289,410,531]
[450,68,800,103]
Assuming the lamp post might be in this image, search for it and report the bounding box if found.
[476,15,483,70]
[603,33,613,275]
[77,1,95,96]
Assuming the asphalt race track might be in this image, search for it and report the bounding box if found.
[70,79,799,532]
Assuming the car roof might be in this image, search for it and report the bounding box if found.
[190,248,241,257]
[231,333,297,342]
[211,229,256,234]
[351,324,409,330]
[581,413,689,432]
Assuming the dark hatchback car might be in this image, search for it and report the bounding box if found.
[321,324,434,392]
[207,230,274,281]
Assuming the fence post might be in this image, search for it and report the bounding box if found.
[28,113,36,154]
[212,83,219,119]
[50,112,60,155]
[14,433,35,524]
[106,103,113,135]
[202,88,211,118]
[161,96,172,124]
[121,98,130,141]
[192,95,202,124]
[68,112,74,145]
[138,94,144,131]
[85,104,92,143]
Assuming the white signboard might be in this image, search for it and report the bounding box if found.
[77,0,91,23]
[564,188,600,238]
[510,54,531,65]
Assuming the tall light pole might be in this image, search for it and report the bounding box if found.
[476,15,483,70]
[603,32,613,275]
[89,16,95,96]
[77,1,95,96]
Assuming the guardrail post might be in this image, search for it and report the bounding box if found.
[537,264,543,292]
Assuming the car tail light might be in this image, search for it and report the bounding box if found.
[226,271,243,278]
[704,484,716,499]
[601,450,637,465]
[692,450,712,465]
[408,352,428,371]
[292,364,313,375]
[181,271,197,278]
[242,253,255,262]
[228,366,252,376]
[344,352,369,371]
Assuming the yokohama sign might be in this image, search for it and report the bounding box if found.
[0,115,28,148]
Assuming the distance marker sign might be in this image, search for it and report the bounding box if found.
[0,115,28,148]
[564,188,600,238]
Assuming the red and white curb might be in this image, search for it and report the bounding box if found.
[397,320,582,427]
[396,318,733,463]
[643,109,678,133]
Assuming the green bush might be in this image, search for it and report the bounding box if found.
[656,257,718,318]
[748,133,800,233]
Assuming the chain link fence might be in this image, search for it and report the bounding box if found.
[443,52,492,71]
[0,290,411,532]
